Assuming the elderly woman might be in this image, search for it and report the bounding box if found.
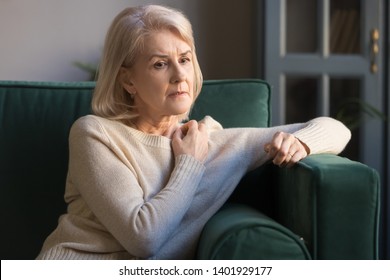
[36,5,351,260]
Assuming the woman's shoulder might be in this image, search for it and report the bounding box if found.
[198,115,223,133]
[73,114,109,125]
[70,115,123,139]
[72,115,121,130]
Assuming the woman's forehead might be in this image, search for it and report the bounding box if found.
[141,30,192,56]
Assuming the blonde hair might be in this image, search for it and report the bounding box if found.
[92,5,203,122]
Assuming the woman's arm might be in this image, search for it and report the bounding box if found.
[206,116,351,171]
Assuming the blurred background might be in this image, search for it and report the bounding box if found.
[0,0,258,81]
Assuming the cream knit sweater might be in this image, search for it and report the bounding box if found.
[36,115,351,260]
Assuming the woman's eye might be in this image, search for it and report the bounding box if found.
[154,61,167,69]
[180,57,191,64]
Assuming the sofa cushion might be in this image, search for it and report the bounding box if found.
[191,79,271,128]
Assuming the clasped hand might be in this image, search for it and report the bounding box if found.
[264,131,310,168]
[172,120,209,163]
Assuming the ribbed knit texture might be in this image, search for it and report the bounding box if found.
[36,115,350,260]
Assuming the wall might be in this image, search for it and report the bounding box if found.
[0,0,257,81]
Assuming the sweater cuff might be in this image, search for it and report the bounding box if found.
[171,154,206,190]
[293,117,351,155]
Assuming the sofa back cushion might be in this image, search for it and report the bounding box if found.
[0,79,270,259]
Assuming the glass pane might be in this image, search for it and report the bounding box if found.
[330,0,361,54]
[286,77,318,123]
[286,0,318,53]
[330,78,361,160]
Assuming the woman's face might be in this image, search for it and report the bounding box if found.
[124,29,195,123]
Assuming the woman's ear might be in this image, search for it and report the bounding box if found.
[118,67,136,94]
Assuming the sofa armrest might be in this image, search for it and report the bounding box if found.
[274,154,380,259]
[197,203,311,260]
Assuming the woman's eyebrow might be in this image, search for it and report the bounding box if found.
[148,50,192,60]
[180,50,192,56]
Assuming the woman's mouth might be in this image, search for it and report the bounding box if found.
[169,91,188,97]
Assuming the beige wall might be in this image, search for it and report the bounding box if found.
[0,0,257,81]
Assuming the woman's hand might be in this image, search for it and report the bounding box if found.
[172,120,209,162]
[264,131,310,168]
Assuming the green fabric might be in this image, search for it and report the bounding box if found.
[204,155,380,260]
[197,204,311,260]
[191,79,271,128]
[275,154,380,259]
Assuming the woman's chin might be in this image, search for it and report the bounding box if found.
[169,104,192,116]
[172,109,189,118]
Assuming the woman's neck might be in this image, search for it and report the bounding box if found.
[132,117,181,138]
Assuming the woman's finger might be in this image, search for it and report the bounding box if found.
[273,133,296,165]
[264,131,309,167]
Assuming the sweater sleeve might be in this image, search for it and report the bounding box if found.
[67,117,206,258]
[292,117,351,155]
[207,116,351,172]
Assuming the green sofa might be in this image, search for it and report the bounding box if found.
[0,79,380,260]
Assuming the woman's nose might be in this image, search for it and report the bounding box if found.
[170,63,186,83]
